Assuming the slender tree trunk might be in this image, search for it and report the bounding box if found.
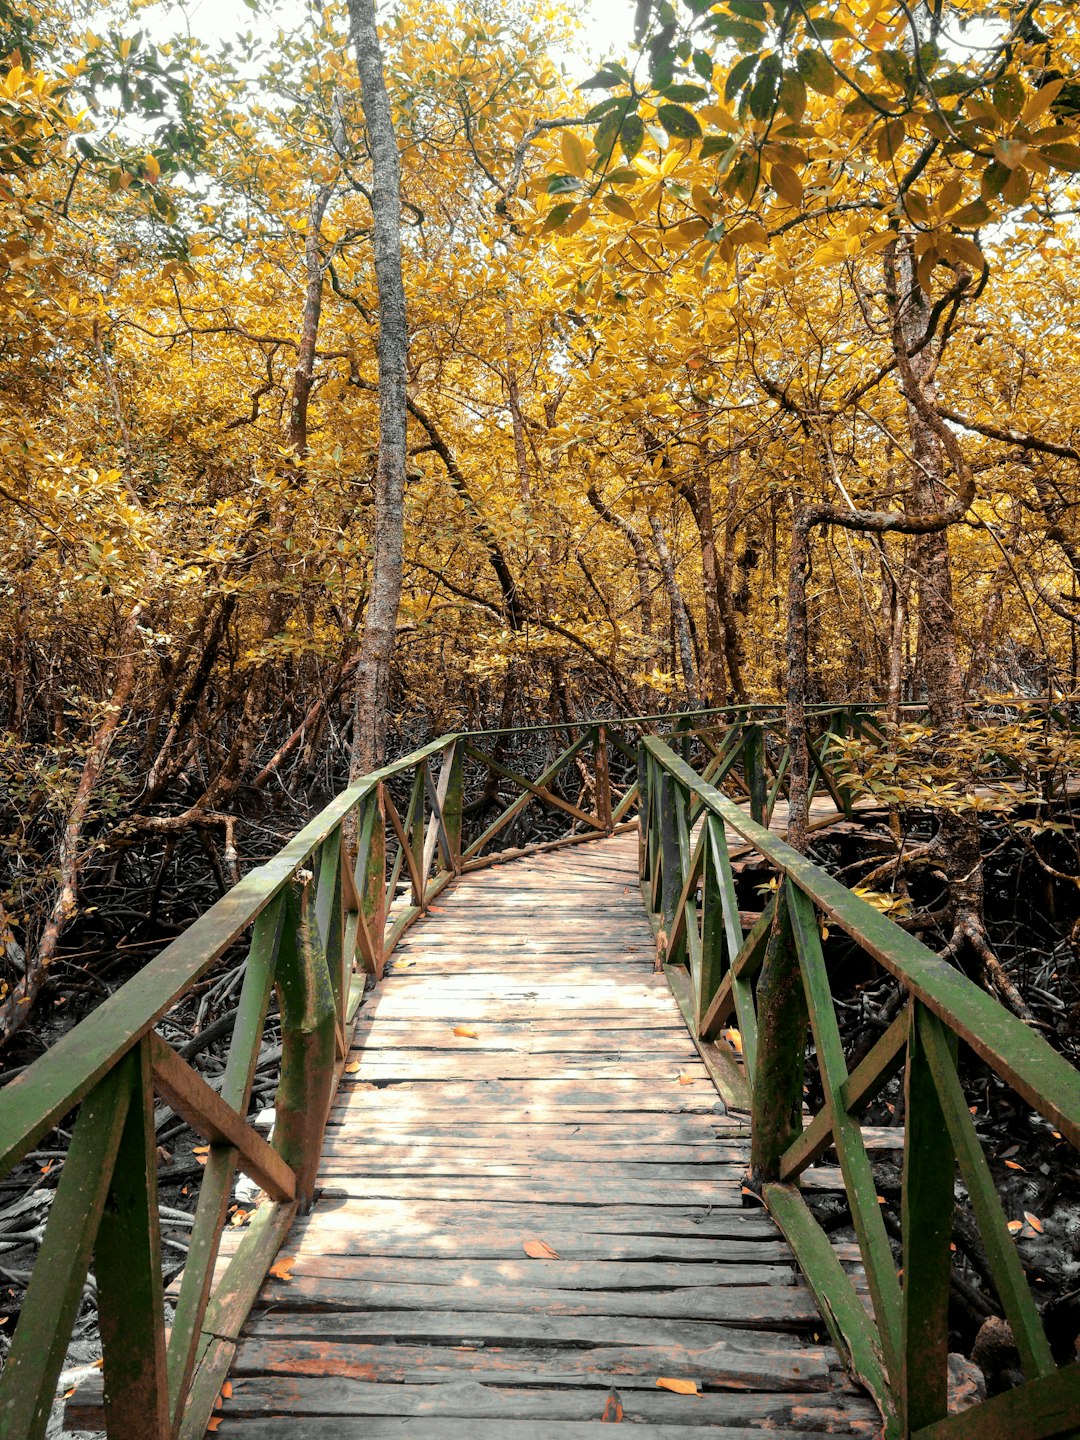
[348,0,407,777]
[684,472,728,706]
[289,186,333,456]
[649,515,698,705]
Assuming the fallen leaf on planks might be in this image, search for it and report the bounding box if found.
[677,1073,696,1085]
[221,1381,232,1400]
[345,1060,361,1073]
[523,1238,559,1259]
[721,1027,743,1054]
[453,1026,479,1039]
[269,1255,296,1281]
[657,1377,699,1395]
[600,1385,624,1421]
[207,1421,222,1434]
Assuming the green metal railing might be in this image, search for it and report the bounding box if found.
[0,699,1075,1438]
[639,733,1080,1440]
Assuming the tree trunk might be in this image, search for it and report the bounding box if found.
[348,0,408,777]
[649,514,698,705]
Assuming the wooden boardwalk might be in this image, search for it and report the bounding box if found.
[186,831,878,1437]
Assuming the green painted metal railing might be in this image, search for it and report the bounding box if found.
[0,698,1074,1438]
[639,733,1080,1440]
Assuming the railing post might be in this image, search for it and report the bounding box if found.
[0,1060,134,1440]
[595,724,613,834]
[441,741,464,872]
[96,1035,170,1438]
[900,999,953,1435]
[273,878,336,1210]
[748,886,804,1184]
[354,789,386,976]
[658,771,686,962]
[743,723,767,826]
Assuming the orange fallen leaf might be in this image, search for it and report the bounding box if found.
[722,1027,743,1054]
[657,1377,699,1395]
[345,1060,361,1073]
[207,1421,222,1434]
[453,1026,478,1039]
[1004,1159,1026,1172]
[221,1380,233,1400]
[1024,1211,1044,1234]
[269,1255,296,1281]
[1007,1219,1023,1234]
[600,1385,624,1421]
[523,1238,559,1259]
[677,1073,695,1085]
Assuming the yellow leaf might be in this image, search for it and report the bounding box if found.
[345,1059,361,1072]
[603,194,636,221]
[722,1028,743,1054]
[453,1025,478,1038]
[523,1238,560,1258]
[770,162,803,208]
[727,220,769,250]
[657,1377,699,1395]
[561,130,589,180]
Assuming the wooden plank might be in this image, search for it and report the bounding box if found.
[197,1376,880,1427]
[240,1308,821,1350]
[227,1335,836,1391]
[157,1419,865,1439]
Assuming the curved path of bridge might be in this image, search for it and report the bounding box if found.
[179,831,878,1437]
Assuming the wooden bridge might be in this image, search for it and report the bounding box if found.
[0,706,1078,1440]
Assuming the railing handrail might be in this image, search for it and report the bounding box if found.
[643,736,1080,1148]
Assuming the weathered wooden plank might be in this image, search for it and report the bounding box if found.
[239,1308,822,1351]
[226,1336,836,1391]
[199,1376,880,1427]
[155,1420,863,1439]
[243,1254,794,1290]
[253,1275,818,1325]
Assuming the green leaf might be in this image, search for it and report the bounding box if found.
[606,165,640,184]
[585,97,624,122]
[878,50,909,89]
[620,114,646,160]
[725,50,759,104]
[692,48,713,83]
[541,202,575,233]
[993,73,1025,123]
[546,173,581,194]
[749,54,781,120]
[807,18,853,39]
[661,83,707,103]
[700,133,737,161]
[657,103,702,141]
[797,47,835,97]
